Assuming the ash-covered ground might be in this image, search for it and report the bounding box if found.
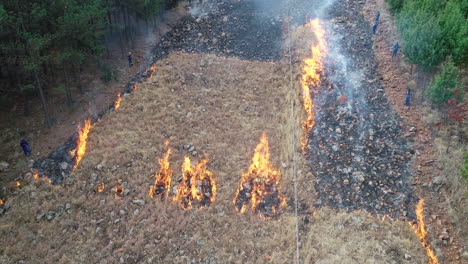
[305,0,415,219]
[153,0,285,61]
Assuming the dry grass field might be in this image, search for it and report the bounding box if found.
[0,33,428,263]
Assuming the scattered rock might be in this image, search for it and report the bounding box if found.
[96,164,104,171]
[132,199,145,206]
[91,173,98,181]
[119,210,126,215]
[96,227,103,233]
[36,211,45,220]
[60,162,69,170]
[0,161,9,170]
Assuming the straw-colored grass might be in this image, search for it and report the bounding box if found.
[0,36,429,263]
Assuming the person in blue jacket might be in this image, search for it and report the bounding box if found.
[20,139,31,155]
[392,42,400,57]
[405,88,412,110]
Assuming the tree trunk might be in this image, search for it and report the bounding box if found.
[34,69,53,127]
[22,92,31,116]
[63,65,73,106]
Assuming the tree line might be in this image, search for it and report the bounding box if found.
[0,0,180,127]
[386,0,467,105]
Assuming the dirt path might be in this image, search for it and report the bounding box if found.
[363,0,464,262]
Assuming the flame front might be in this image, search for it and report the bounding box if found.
[70,119,92,171]
[301,19,326,151]
[114,93,122,109]
[173,157,216,210]
[233,132,287,218]
[0,199,3,205]
[149,141,173,200]
[409,199,439,264]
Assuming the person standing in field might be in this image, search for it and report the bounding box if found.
[405,88,412,110]
[20,139,31,155]
[392,42,400,57]
[128,52,133,67]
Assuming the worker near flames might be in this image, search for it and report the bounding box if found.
[405,88,412,110]
[392,42,400,57]
[372,23,378,35]
[20,139,31,155]
[128,52,133,67]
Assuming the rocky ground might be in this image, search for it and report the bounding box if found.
[306,0,415,219]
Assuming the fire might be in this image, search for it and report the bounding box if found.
[70,119,92,171]
[409,199,439,264]
[300,19,326,151]
[146,64,157,78]
[233,132,287,218]
[149,141,173,200]
[132,83,138,92]
[114,93,122,109]
[0,199,3,205]
[97,183,105,193]
[16,181,21,188]
[173,157,216,210]
[33,171,39,180]
[114,180,124,199]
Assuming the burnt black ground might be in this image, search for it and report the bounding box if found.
[305,0,415,219]
[152,0,284,62]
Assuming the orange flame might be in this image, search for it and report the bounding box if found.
[16,181,21,188]
[97,183,105,193]
[146,64,157,78]
[114,183,124,199]
[300,19,326,151]
[0,199,3,205]
[114,93,122,109]
[409,199,439,264]
[149,141,173,200]
[173,157,216,210]
[132,83,138,92]
[33,171,39,180]
[70,119,92,171]
[233,132,287,218]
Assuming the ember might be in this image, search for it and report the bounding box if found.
[114,93,122,109]
[173,157,216,210]
[145,64,157,78]
[70,119,92,171]
[233,132,287,218]
[0,199,3,205]
[114,180,124,199]
[409,199,439,264]
[300,19,326,151]
[132,83,138,92]
[149,141,173,200]
[97,183,105,193]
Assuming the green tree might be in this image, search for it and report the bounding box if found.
[386,0,404,14]
[397,2,448,71]
[426,59,463,105]
[438,1,468,65]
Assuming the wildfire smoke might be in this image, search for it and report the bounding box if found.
[300,19,326,151]
[149,141,173,200]
[233,132,287,218]
[70,119,92,171]
[409,199,439,264]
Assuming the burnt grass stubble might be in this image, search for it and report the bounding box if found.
[305,0,416,220]
[34,0,417,221]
